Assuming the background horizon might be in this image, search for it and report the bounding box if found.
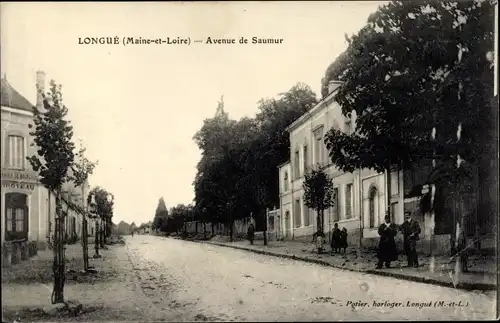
[1,1,386,225]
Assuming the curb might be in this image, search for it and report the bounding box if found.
[201,240,497,292]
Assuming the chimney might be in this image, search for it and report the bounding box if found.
[36,71,46,109]
[328,80,343,95]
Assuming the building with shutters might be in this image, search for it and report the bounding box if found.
[1,73,46,247]
[278,80,405,247]
[1,72,95,250]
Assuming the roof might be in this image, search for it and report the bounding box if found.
[1,76,35,112]
[285,87,339,133]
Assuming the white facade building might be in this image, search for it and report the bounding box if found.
[278,81,404,246]
[1,72,95,250]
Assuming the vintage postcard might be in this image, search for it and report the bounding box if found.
[1,1,498,322]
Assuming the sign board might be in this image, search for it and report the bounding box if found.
[1,169,39,191]
[2,181,35,191]
[1,170,39,184]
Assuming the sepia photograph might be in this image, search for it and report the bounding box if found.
[0,1,498,322]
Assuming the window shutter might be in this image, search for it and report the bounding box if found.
[4,135,9,166]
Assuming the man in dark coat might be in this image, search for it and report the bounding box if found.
[376,214,398,269]
[400,212,421,267]
[339,227,348,253]
[247,223,255,245]
[330,223,341,254]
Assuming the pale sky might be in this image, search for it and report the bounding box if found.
[1,1,385,225]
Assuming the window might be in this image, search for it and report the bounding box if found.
[345,183,353,219]
[303,145,308,171]
[303,204,310,226]
[6,135,25,169]
[294,150,300,178]
[313,126,324,165]
[314,137,322,164]
[4,193,28,241]
[369,186,378,228]
[294,199,302,228]
[283,172,289,192]
[332,187,340,222]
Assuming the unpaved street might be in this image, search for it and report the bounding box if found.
[126,235,497,321]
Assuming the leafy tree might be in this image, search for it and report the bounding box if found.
[323,0,495,230]
[302,166,336,235]
[88,186,114,246]
[27,80,76,304]
[153,197,169,232]
[71,141,97,272]
[193,85,317,234]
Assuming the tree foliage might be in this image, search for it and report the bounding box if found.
[27,79,76,304]
[88,186,114,222]
[192,84,317,228]
[323,0,495,183]
[71,140,97,188]
[28,80,75,191]
[152,197,169,231]
[163,204,194,233]
[302,166,337,233]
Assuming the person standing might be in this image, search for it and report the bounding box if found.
[339,227,348,253]
[330,223,341,254]
[247,223,255,245]
[376,214,398,269]
[400,212,421,267]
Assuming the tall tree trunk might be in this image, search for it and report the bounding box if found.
[95,219,100,257]
[316,209,321,233]
[100,218,105,247]
[52,189,65,304]
[48,190,52,246]
[321,209,325,233]
[81,186,89,271]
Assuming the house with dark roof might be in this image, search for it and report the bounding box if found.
[1,73,44,250]
[1,72,96,254]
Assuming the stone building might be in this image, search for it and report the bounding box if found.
[278,81,405,247]
[1,71,95,250]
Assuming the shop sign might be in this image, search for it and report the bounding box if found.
[2,181,35,190]
[1,170,39,184]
